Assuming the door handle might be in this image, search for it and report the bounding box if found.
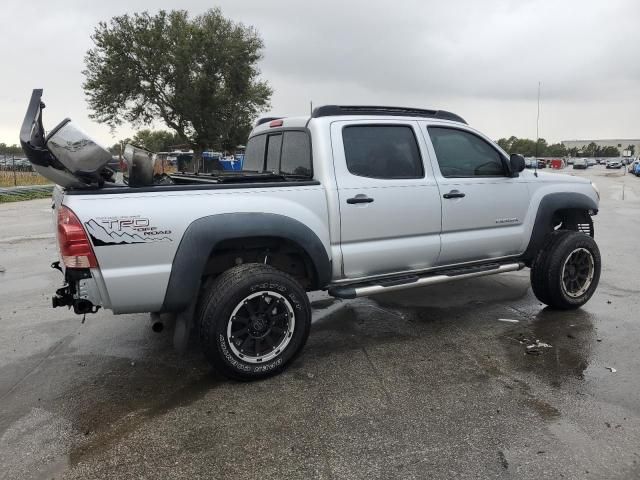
[347,195,374,204]
[443,190,465,199]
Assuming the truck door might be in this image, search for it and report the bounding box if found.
[330,120,442,279]
[422,124,530,265]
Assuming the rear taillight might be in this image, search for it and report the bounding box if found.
[57,206,98,268]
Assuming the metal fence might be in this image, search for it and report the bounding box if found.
[0,155,51,187]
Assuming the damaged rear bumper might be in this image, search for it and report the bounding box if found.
[51,261,103,315]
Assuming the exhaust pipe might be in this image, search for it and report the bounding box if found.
[150,312,164,333]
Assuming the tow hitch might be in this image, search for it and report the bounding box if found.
[51,262,101,315]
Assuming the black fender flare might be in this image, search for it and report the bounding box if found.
[161,213,332,312]
[521,192,598,262]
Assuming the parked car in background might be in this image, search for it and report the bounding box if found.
[606,160,622,169]
[573,158,588,169]
[631,161,640,177]
[524,158,546,169]
[586,158,596,167]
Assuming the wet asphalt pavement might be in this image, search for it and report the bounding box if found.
[1,168,640,479]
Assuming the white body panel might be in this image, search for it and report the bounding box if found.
[329,120,442,277]
[418,121,531,264]
[63,185,329,313]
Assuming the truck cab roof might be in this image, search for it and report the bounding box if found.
[251,105,467,137]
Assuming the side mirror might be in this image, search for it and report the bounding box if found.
[510,154,525,176]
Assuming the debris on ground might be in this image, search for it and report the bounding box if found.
[498,450,509,470]
[497,318,520,323]
[508,334,554,355]
[529,340,552,349]
[606,367,617,373]
[526,341,553,355]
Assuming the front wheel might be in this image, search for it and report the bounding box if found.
[199,264,311,380]
[531,230,601,309]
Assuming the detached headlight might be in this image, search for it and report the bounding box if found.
[591,181,600,200]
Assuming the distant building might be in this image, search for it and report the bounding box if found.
[562,139,640,156]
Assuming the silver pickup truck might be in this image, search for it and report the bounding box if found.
[21,90,601,380]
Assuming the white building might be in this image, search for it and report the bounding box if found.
[562,139,640,156]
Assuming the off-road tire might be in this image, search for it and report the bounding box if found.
[199,263,311,380]
[530,230,601,310]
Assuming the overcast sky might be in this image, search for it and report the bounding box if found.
[1,0,638,147]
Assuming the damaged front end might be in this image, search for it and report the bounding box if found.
[51,261,102,315]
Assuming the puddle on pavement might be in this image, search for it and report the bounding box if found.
[62,354,218,466]
[0,278,600,476]
[501,308,596,386]
[0,333,220,475]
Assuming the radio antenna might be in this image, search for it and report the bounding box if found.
[534,81,541,177]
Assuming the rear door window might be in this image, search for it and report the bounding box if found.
[342,125,424,179]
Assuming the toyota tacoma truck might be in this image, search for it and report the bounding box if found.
[20,90,601,380]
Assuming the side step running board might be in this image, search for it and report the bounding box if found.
[328,262,525,299]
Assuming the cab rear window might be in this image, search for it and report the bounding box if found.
[243,130,312,176]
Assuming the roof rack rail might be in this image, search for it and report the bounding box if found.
[310,105,466,124]
[255,116,283,126]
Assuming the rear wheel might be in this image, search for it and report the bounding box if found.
[198,263,311,380]
[530,231,601,309]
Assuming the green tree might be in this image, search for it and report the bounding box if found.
[108,138,131,156]
[546,143,567,157]
[582,142,598,157]
[131,129,185,152]
[509,138,538,156]
[496,138,511,152]
[83,9,272,165]
[626,144,636,156]
[0,143,24,155]
[567,147,580,158]
[601,146,620,157]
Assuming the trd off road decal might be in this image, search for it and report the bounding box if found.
[85,216,173,246]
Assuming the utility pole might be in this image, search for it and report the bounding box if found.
[535,81,541,158]
[533,82,541,177]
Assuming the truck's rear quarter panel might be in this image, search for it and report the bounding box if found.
[62,185,330,314]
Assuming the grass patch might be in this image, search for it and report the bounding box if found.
[0,190,52,203]
[0,171,52,187]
